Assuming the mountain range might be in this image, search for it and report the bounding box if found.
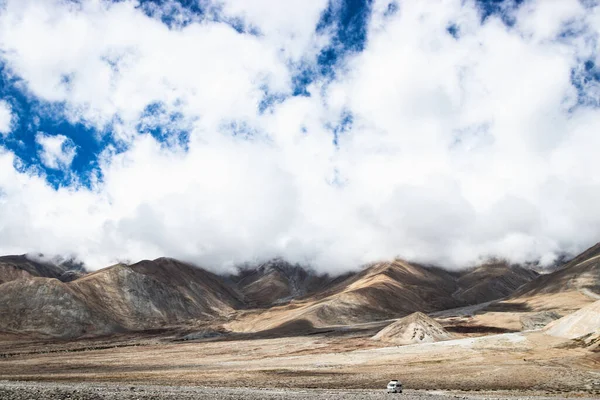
[0,244,598,339]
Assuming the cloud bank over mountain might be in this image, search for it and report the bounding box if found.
[0,0,599,273]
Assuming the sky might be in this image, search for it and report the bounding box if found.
[0,0,600,273]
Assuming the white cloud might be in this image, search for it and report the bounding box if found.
[0,0,293,131]
[0,100,13,135]
[0,0,599,273]
[35,132,77,170]
[218,0,329,61]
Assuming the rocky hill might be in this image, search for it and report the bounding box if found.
[230,259,341,308]
[0,255,84,284]
[0,258,243,338]
[372,312,453,345]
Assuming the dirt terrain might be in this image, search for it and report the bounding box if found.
[0,326,599,397]
[2,381,600,400]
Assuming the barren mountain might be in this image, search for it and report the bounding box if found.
[449,243,600,334]
[227,260,459,333]
[453,262,539,304]
[230,259,342,307]
[226,259,538,334]
[372,311,453,345]
[0,255,540,338]
[483,242,600,319]
[0,278,118,337]
[514,242,600,298]
[0,255,83,284]
[0,258,243,338]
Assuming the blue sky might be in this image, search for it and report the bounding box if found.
[0,0,599,272]
[0,0,538,189]
[0,0,381,189]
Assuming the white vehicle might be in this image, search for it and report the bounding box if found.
[387,379,402,393]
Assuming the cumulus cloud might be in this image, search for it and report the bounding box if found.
[0,0,599,273]
[35,132,77,170]
[0,100,13,135]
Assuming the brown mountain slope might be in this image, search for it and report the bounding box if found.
[68,260,243,331]
[484,242,600,316]
[226,259,537,333]
[0,255,66,284]
[0,254,86,284]
[0,258,243,338]
[0,278,118,337]
[514,243,600,297]
[231,260,341,308]
[461,244,600,333]
[454,262,539,304]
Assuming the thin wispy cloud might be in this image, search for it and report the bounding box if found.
[0,0,599,273]
[0,99,13,135]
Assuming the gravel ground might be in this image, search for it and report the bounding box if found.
[0,381,597,400]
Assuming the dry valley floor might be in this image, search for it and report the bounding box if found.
[0,327,598,398]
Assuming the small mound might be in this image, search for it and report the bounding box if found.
[545,300,600,339]
[372,312,452,345]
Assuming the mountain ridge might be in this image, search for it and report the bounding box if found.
[0,250,581,339]
[0,258,243,338]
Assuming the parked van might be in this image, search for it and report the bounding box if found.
[387,379,402,393]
